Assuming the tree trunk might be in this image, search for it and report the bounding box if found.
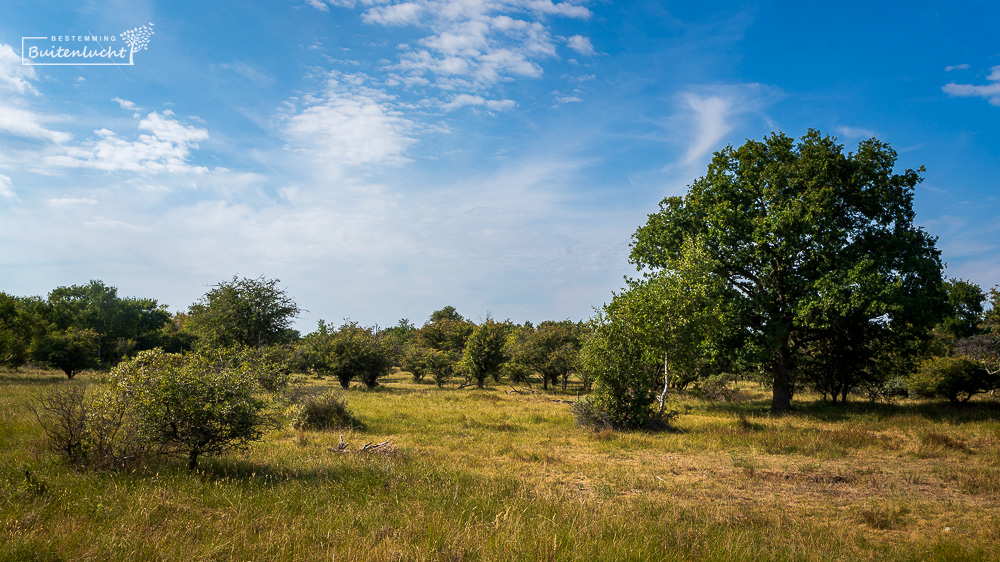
[657,351,669,413]
[771,346,792,412]
[188,450,200,470]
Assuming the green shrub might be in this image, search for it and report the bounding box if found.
[306,321,394,389]
[93,348,278,469]
[909,356,996,403]
[571,395,680,431]
[290,390,362,431]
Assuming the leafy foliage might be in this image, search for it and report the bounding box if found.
[909,356,996,403]
[187,276,300,349]
[0,293,45,369]
[100,348,278,469]
[630,130,946,411]
[31,328,99,378]
[45,280,171,364]
[579,306,660,429]
[462,318,512,387]
[505,321,585,390]
[305,321,393,389]
[938,278,986,340]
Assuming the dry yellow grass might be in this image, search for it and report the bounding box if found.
[3,368,999,560]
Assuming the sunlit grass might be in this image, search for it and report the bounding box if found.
[2,368,1000,560]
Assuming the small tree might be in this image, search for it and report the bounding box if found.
[579,309,658,429]
[32,328,100,378]
[307,321,393,389]
[187,276,300,349]
[462,318,511,388]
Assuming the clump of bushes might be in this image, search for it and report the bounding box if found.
[289,388,363,431]
[909,356,996,403]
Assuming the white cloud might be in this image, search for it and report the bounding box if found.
[944,63,970,72]
[45,111,210,174]
[47,197,98,206]
[363,2,423,25]
[284,72,415,166]
[942,65,1000,106]
[0,105,73,143]
[836,125,875,139]
[666,85,781,169]
[681,93,733,166]
[0,44,38,94]
[566,35,595,56]
[357,0,588,96]
[0,44,73,144]
[0,174,15,199]
[441,93,516,111]
[306,0,356,10]
[112,97,139,110]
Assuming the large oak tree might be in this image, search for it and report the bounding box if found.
[631,130,946,411]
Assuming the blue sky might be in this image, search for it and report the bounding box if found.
[1,0,998,332]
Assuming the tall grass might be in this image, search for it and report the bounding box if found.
[2,368,999,560]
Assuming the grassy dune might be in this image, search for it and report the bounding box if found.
[3,368,1000,561]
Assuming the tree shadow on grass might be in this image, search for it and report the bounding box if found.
[701,397,1000,425]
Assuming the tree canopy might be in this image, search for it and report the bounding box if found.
[631,130,946,411]
[186,276,300,349]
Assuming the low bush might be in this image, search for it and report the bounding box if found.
[572,395,680,431]
[290,389,363,431]
[28,387,89,463]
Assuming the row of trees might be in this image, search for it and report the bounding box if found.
[0,276,303,378]
[1,277,592,392]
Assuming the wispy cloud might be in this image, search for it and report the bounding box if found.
[283,72,415,166]
[0,174,15,200]
[664,84,782,170]
[680,93,733,165]
[944,63,970,72]
[314,0,592,111]
[836,125,875,139]
[942,65,1000,106]
[214,61,276,87]
[441,93,516,111]
[0,44,37,95]
[112,97,139,110]
[0,44,73,143]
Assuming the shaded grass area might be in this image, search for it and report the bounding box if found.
[2,369,1000,560]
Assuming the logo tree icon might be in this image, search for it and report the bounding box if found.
[119,22,155,65]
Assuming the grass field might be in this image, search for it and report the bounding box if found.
[3,368,1000,561]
